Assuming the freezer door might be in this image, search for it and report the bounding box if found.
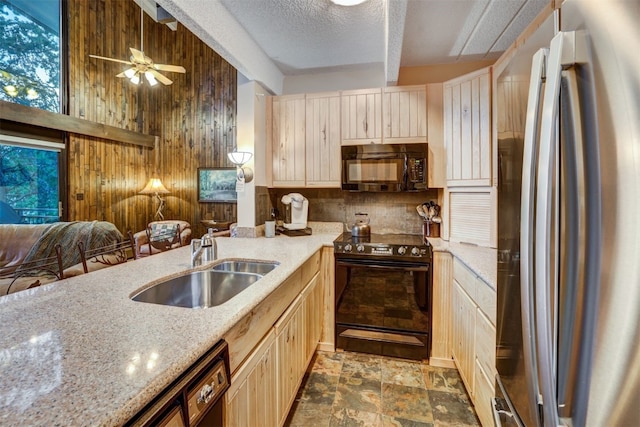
[560,1,640,426]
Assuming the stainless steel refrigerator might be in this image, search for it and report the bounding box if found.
[495,1,640,426]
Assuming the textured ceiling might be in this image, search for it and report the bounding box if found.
[158,0,549,92]
[220,0,386,74]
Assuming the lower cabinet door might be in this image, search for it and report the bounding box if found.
[225,330,278,427]
[474,357,495,427]
[452,280,476,397]
[276,296,303,425]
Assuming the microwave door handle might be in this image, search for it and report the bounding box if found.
[403,153,409,186]
[520,47,547,427]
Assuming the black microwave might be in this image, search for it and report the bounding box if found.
[341,143,428,192]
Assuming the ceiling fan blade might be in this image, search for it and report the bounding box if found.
[129,47,146,63]
[149,69,173,85]
[154,63,186,73]
[89,54,132,65]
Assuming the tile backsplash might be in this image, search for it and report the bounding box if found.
[268,188,439,235]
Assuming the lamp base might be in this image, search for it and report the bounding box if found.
[154,194,166,221]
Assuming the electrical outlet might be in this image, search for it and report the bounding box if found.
[76,193,84,200]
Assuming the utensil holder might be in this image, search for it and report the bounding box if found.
[423,221,440,238]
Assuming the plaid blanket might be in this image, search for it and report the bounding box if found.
[19,221,123,272]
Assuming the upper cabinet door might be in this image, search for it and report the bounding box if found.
[383,85,427,144]
[269,94,306,187]
[341,88,383,145]
[427,83,446,188]
[305,92,341,187]
[444,67,492,186]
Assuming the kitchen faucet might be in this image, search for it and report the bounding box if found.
[191,229,217,267]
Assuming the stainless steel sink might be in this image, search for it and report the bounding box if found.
[131,270,262,309]
[211,260,279,275]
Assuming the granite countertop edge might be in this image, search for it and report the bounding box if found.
[427,237,497,289]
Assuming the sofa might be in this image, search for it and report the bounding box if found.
[0,221,129,296]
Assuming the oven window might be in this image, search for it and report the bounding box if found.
[345,159,401,183]
[335,261,431,360]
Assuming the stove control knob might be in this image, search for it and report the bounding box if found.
[411,247,421,256]
[356,244,365,253]
[397,246,407,255]
[344,244,352,253]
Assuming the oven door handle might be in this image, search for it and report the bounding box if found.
[336,260,429,272]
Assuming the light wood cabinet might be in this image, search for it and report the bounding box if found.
[276,273,322,425]
[341,88,383,145]
[452,278,476,396]
[318,246,335,352]
[305,92,341,187]
[427,83,446,188]
[430,251,454,367]
[444,67,492,186]
[276,295,304,425]
[269,94,306,187]
[302,274,324,360]
[451,257,497,427]
[225,330,278,427]
[383,85,427,144]
[223,252,324,427]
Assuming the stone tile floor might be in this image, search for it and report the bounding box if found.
[285,351,481,427]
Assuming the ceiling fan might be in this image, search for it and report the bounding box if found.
[89,7,185,86]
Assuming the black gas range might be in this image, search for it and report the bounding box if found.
[333,232,431,263]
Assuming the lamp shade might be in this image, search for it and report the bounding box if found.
[227,151,253,166]
[139,178,170,194]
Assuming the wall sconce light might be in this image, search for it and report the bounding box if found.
[139,178,170,220]
[227,150,254,183]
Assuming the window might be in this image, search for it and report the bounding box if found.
[0,136,62,224]
[0,0,61,112]
[0,0,64,224]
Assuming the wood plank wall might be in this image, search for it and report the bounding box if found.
[67,0,237,236]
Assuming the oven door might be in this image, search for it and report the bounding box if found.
[334,258,432,360]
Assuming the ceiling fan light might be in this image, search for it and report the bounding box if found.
[145,71,158,86]
[331,0,367,6]
[130,73,140,85]
[124,68,136,78]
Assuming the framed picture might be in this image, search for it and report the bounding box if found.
[197,168,237,203]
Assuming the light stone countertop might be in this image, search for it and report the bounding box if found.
[427,238,497,289]
[0,222,343,426]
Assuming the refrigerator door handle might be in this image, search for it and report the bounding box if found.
[557,32,603,427]
[520,47,547,427]
[535,31,565,427]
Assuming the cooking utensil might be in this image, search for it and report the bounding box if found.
[416,205,427,221]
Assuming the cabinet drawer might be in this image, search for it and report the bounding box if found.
[453,258,476,299]
[301,251,320,285]
[475,277,496,326]
[475,308,496,381]
[474,358,495,427]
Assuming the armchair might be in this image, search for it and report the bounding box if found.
[133,220,191,258]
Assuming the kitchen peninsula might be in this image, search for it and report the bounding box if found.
[0,223,342,425]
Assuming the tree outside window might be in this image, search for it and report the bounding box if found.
[0,0,60,112]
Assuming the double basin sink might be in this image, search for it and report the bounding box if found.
[131,260,279,309]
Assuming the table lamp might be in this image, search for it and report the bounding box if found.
[139,178,170,220]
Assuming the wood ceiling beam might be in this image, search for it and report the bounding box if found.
[0,100,157,148]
